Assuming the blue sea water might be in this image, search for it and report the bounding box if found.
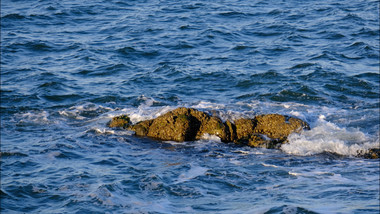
[1,0,379,213]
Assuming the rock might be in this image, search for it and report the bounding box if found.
[252,114,310,140]
[131,119,153,136]
[108,115,131,128]
[225,120,237,142]
[232,114,309,148]
[107,108,378,159]
[195,114,230,142]
[108,107,310,149]
[135,108,199,141]
[357,148,380,159]
[246,134,273,148]
[234,118,255,141]
[128,107,233,142]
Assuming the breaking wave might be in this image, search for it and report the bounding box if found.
[282,115,379,156]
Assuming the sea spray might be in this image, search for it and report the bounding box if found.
[281,115,379,156]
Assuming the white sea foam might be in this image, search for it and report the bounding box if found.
[124,106,175,124]
[118,97,175,123]
[59,103,114,120]
[90,128,115,135]
[232,150,251,155]
[76,99,378,158]
[85,127,134,136]
[281,115,379,156]
[59,110,86,120]
[175,164,208,184]
[191,101,225,110]
[262,163,280,168]
[288,170,336,178]
[200,134,221,142]
[16,111,51,124]
[288,171,302,177]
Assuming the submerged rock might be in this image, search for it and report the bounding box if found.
[357,148,380,159]
[108,115,131,128]
[109,107,309,149]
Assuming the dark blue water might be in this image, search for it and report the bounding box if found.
[1,0,379,213]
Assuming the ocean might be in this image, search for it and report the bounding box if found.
[1,0,379,213]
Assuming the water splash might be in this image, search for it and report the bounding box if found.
[281,115,379,156]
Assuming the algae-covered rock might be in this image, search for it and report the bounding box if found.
[252,114,310,140]
[247,134,281,149]
[108,115,131,128]
[231,114,308,148]
[130,119,153,136]
[125,107,234,142]
[128,108,199,141]
[234,118,255,141]
[108,107,310,149]
[357,148,380,159]
[107,108,379,159]
[366,148,380,159]
[225,120,236,142]
[196,115,230,142]
[128,107,233,142]
[143,109,199,141]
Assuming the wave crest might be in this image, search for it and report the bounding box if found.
[281,115,379,156]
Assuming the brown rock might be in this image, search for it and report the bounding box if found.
[247,134,282,149]
[108,108,310,149]
[234,118,255,140]
[231,114,309,148]
[127,107,234,142]
[357,148,380,159]
[108,115,131,128]
[225,120,236,142]
[107,109,379,159]
[196,116,229,142]
[130,120,153,136]
[146,110,199,141]
[252,114,310,140]
[129,108,201,141]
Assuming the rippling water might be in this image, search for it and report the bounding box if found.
[1,0,379,213]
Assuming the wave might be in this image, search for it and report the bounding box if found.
[11,96,378,159]
[281,115,379,156]
[14,111,51,126]
[260,205,320,214]
[117,46,160,59]
[3,40,81,53]
[58,102,114,120]
[65,98,378,158]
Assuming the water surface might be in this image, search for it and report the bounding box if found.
[1,0,379,213]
